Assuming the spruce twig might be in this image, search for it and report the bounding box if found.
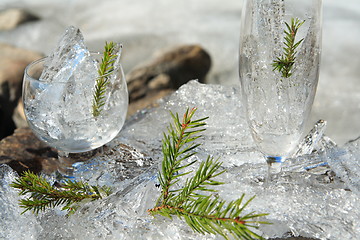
[11,171,111,215]
[272,18,305,78]
[148,108,269,240]
[92,41,120,117]
[156,108,209,206]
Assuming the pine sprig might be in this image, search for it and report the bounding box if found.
[149,108,268,240]
[272,18,305,78]
[173,156,224,206]
[150,195,268,240]
[157,108,209,205]
[11,171,112,215]
[92,41,120,117]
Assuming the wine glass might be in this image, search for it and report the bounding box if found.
[22,52,128,177]
[239,0,322,177]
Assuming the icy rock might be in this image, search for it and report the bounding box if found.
[2,81,360,239]
[0,164,41,239]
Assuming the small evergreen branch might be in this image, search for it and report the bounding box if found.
[157,107,209,205]
[92,41,120,117]
[272,18,305,78]
[149,108,268,240]
[173,156,225,206]
[11,171,111,215]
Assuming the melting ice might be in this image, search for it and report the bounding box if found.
[2,81,360,239]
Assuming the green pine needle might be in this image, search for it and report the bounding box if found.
[272,18,305,78]
[148,108,269,240]
[11,171,112,215]
[92,41,120,117]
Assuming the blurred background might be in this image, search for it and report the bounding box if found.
[0,0,359,145]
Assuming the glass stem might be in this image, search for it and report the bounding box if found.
[265,156,284,182]
[57,151,75,178]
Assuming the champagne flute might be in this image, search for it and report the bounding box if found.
[239,0,322,177]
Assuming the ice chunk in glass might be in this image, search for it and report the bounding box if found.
[23,26,128,153]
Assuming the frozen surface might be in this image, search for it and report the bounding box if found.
[2,81,360,239]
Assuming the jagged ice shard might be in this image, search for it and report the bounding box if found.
[1,81,360,239]
[39,26,96,83]
[25,26,99,143]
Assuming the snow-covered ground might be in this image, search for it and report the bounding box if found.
[0,0,359,144]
